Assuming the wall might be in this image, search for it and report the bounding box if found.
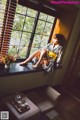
[0,72,48,98]
[48,6,80,86]
[49,7,80,86]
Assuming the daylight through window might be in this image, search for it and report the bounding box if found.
[8,4,56,59]
[0,0,7,54]
[0,0,58,61]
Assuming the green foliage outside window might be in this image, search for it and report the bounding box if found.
[8,4,55,59]
[0,0,7,30]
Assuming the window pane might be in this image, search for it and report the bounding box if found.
[9,31,21,57]
[39,13,47,21]
[35,20,45,34]
[27,8,37,17]
[32,34,42,48]
[0,0,6,10]
[47,15,55,23]
[41,36,49,47]
[9,31,21,46]
[13,14,25,30]
[30,34,42,54]
[30,47,38,55]
[0,9,5,19]
[30,35,49,54]
[20,32,31,46]
[23,17,35,32]
[16,4,27,15]
[33,34,49,48]
[0,0,7,30]
[44,23,53,35]
[0,19,3,27]
[8,45,18,57]
[18,46,28,58]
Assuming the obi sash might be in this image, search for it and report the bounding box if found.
[47,51,57,60]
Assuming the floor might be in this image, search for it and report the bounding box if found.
[0,84,80,120]
[25,86,80,120]
[67,79,80,99]
[55,89,80,120]
[54,80,80,120]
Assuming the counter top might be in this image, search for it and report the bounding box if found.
[0,62,43,77]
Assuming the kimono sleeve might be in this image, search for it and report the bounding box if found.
[56,46,63,64]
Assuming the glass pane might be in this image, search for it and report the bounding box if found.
[35,20,45,34]
[9,31,21,46]
[8,45,18,57]
[0,10,4,28]
[20,32,31,46]
[39,13,47,21]
[0,0,7,10]
[30,35,49,54]
[44,23,53,35]
[18,46,28,58]
[0,0,6,31]
[16,4,27,15]
[47,15,55,23]
[0,9,5,19]
[30,34,43,54]
[0,19,3,27]
[23,17,35,32]
[30,47,38,55]
[41,36,49,47]
[27,8,37,17]
[13,14,25,30]
[32,34,42,48]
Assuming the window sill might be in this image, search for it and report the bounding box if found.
[0,62,43,77]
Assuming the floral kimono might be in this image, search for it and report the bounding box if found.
[42,43,63,72]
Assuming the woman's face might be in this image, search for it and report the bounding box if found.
[52,36,58,45]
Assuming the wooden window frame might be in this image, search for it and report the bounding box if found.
[0,0,60,61]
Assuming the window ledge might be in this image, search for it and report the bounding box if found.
[0,62,43,77]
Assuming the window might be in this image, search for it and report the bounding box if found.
[8,5,37,59]
[31,13,55,54]
[8,4,55,59]
[0,0,59,61]
[0,0,7,61]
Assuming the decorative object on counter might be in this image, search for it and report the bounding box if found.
[11,92,30,113]
[2,54,16,70]
[5,63,10,70]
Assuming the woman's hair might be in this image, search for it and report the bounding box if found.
[55,34,66,47]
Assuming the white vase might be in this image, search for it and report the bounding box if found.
[5,64,10,70]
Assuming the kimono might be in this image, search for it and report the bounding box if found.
[42,43,63,72]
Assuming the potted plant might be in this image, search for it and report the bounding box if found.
[2,54,16,69]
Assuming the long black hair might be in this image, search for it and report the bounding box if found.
[55,34,66,47]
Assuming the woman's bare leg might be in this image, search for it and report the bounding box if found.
[19,50,40,65]
[32,49,47,68]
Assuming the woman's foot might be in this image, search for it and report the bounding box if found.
[42,64,48,69]
[32,64,38,68]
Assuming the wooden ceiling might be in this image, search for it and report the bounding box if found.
[36,0,79,11]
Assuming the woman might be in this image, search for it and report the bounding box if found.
[19,34,65,71]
